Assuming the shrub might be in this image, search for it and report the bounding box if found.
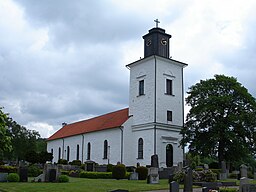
[70,160,81,166]
[228,173,238,179]
[0,165,17,173]
[7,173,20,182]
[68,170,80,177]
[79,171,112,179]
[173,170,185,183]
[210,169,221,175]
[58,159,68,165]
[107,164,114,172]
[60,170,69,175]
[194,169,217,182]
[136,166,148,180]
[28,164,42,177]
[203,170,217,182]
[112,164,126,180]
[58,175,69,183]
[209,162,219,169]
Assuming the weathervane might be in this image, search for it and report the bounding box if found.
[154,19,160,28]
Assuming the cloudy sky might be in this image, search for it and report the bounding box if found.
[1,0,256,138]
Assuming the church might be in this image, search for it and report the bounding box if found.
[47,23,187,168]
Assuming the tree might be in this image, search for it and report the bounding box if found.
[180,75,256,166]
[0,107,12,155]
[5,118,41,161]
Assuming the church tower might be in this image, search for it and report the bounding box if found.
[126,21,187,167]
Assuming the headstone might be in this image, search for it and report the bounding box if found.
[183,167,193,192]
[95,165,107,172]
[151,154,159,168]
[34,174,45,182]
[85,160,96,172]
[18,166,28,182]
[178,162,183,171]
[147,167,159,184]
[240,164,248,178]
[254,172,256,180]
[129,172,138,180]
[221,161,226,173]
[0,173,8,182]
[43,164,60,182]
[159,167,175,179]
[242,184,256,192]
[239,177,249,192]
[219,161,227,180]
[170,181,179,192]
[204,164,209,170]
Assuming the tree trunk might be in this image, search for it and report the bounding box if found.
[218,139,225,168]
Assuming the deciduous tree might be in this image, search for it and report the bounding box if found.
[180,75,256,165]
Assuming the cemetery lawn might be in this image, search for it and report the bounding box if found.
[0,177,170,192]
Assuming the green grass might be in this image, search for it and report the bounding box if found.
[0,177,170,192]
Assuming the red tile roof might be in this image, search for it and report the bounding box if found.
[48,108,129,141]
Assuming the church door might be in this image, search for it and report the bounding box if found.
[166,144,173,167]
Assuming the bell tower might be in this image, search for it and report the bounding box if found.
[126,21,187,167]
[143,19,172,58]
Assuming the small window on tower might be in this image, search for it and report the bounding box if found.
[139,80,144,96]
[166,79,173,95]
[167,111,172,122]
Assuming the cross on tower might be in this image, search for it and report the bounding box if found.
[154,19,160,28]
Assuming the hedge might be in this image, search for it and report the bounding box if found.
[0,165,17,173]
[79,171,112,179]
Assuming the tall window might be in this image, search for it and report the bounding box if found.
[167,110,173,121]
[138,138,143,159]
[76,144,79,160]
[139,80,144,95]
[166,79,173,95]
[58,147,61,160]
[103,140,108,159]
[67,146,70,161]
[87,142,91,160]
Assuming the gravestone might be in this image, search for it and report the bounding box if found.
[239,177,249,192]
[242,184,256,192]
[129,171,138,180]
[18,166,28,182]
[85,160,96,172]
[204,164,209,170]
[178,162,183,171]
[240,164,248,178]
[95,165,107,172]
[151,154,159,168]
[254,172,256,180]
[170,181,179,192]
[0,173,8,182]
[183,167,193,192]
[147,167,159,184]
[219,161,227,180]
[147,155,159,184]
[43,164,60,182]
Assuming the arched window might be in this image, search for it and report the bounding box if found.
[58,147,61,160]
[67,146,70,161]
[87,142,91,160]
[103,140,108,159]
[138,138,143,159]
[166,144,173,167]
[76,144,79,160]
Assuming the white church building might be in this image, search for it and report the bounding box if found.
[47,25,187,168]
